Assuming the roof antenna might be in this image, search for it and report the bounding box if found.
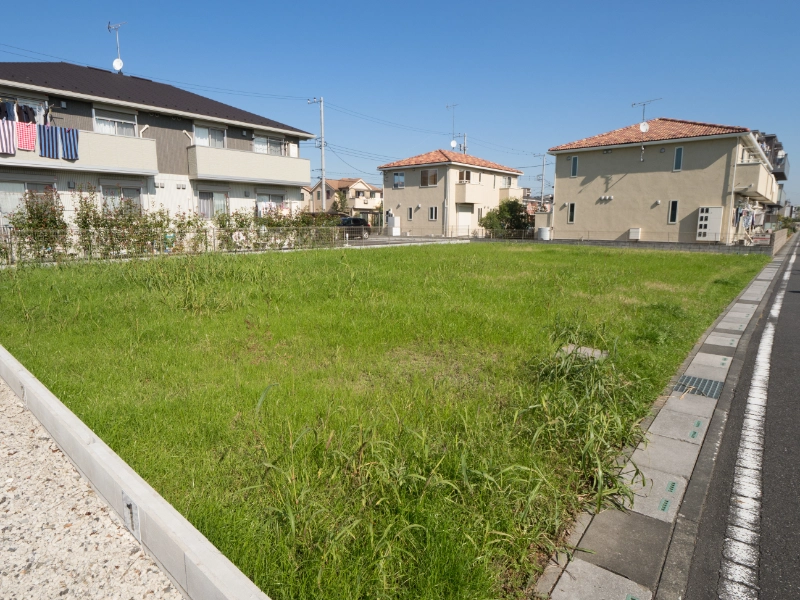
[631,98,661,162]
[446,103,459,150]
[108,21,127,73]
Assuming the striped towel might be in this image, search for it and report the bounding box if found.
[16,122,36,151]
[60,128,79,160]
[0,120,15,154]
[38,125,59,159]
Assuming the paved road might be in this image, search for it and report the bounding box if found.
[686,240,800,599]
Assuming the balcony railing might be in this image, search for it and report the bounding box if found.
[188,145,310,186]
[0,131,158,176]
[772,154,789,181]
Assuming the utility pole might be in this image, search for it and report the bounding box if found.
[540,154,546,206]
[308,97,327,211]
[463,133,467,155]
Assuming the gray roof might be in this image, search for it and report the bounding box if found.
[0,62,311,135]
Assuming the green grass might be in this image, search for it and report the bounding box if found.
[0,244,767,599]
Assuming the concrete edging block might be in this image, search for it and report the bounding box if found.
[0,343,270,600]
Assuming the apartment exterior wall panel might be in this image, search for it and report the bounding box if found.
[138,113,192,176]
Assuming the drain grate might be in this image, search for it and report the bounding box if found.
[658,499,671,512]
[674,375,724,399]
[625,595,641,600]
[666,481,677,494]
[689,430,699,439]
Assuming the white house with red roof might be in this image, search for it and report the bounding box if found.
[377,149,524,236]
[542,118,789,245]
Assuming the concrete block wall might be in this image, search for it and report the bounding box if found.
[0,344,269,600]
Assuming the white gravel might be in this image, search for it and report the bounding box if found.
[0,380,184,599]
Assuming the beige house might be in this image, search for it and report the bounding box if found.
[0,62,313,223]
[378,149,524,236]
[308,178,383,221]
[541,118,789,244]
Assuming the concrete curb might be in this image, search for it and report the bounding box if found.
[534,242,795,599]
[0,344,269,600]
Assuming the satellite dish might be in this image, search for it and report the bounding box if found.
[113,58,124,72]
[450,140,457,149]
[639,122,650,133]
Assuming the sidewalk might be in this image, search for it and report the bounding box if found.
[0,380,181,600]
[535,237,797,600]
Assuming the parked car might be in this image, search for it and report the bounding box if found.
[338,217,371,239]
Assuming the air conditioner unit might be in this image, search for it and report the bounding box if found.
[629,228,641,241]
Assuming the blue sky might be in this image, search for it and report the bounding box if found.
[3,0,798,197]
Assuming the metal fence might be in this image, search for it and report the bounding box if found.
[0,226,379,264]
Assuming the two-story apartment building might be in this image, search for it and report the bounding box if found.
[540,118,789,244]
[308,177,383,221]
[377,149,523,236]
[0,62,313,223]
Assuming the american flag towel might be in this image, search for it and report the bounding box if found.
[0,120,15,155]
[60,128,79,160]
[16,122,36,151]
[38,125,59,159]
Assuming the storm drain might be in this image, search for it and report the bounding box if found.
[673,375,724,399]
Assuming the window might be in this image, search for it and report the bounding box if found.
[420,169,438,187]
[673,147,683,171]
[316,190,321,200]
[256,194,285,216]
[355,190,365,198]
[199,191,227,219]
[407,207,413,221]
[254,136,285,156]
[567,202,576,223]
[103,186,141,212]
[94,109,136,137]
[458,170,471,183]
[428,206,438,220]
[393,172,405,189]
[668,200,679,224]
[195,126,225,148]
[0,181,25,215]
[570,156,578,178]
[500,175,512,188]
[369,191,376,199]
[478,207,483,221]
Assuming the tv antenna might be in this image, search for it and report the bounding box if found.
[632,98,661,161]
[446,103,459,147]
[108,21,127,72]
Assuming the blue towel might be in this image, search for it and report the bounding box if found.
[60,128,79,160]
[38,125,59,158]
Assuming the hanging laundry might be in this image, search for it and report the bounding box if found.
[60,128,79,160]
[38,125,59,159]
[754,212,765,227]
[0,120,16,154]
[0,102,12,121]
[16,121,36,151]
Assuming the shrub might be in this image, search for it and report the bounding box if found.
[479,198,528,232]
[8,186,69,260]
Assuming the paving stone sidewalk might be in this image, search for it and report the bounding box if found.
[535,248,791,600]
[0,380,182,600]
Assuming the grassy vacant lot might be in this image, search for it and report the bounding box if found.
[0,244,767,599]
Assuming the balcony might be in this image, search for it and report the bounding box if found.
[454,182,481,204]
[737,162,779,204]
[188,145,310,186]
[772,154,789,181]
[499,187,525,200]
[0,131,158,176]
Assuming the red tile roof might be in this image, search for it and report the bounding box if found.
[548,118,749,152]
[378,149,523,174]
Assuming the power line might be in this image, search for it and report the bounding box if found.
[326,102,450,136]
[328,147,379,175]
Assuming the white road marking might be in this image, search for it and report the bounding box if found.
[718,248,797,597]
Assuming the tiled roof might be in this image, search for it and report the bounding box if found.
[0,62,311,135]
[549,118,750,152]
[378,149,523,174]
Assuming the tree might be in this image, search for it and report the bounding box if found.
[331,190,349,214]
[478,198,527,230]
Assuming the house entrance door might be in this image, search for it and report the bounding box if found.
[456,204,473,236]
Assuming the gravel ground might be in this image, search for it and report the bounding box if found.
[0,380,184,600]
